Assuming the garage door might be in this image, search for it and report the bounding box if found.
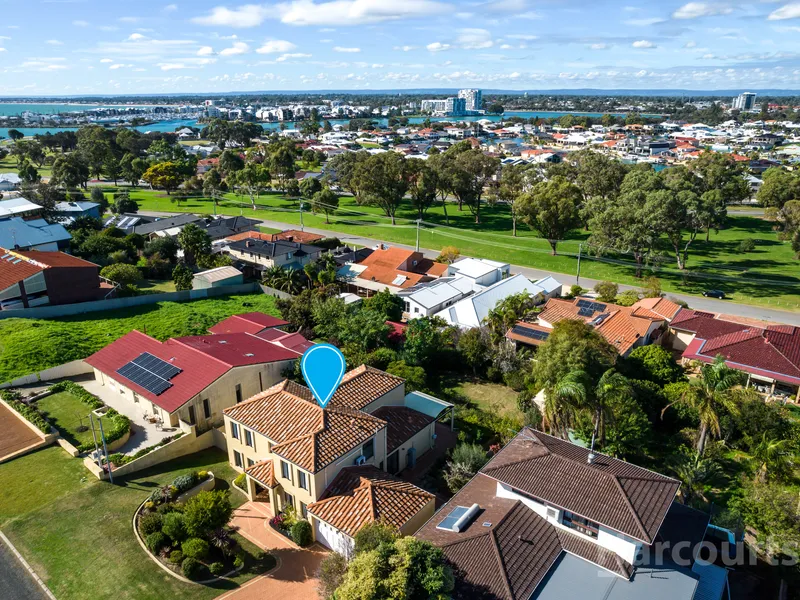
[314,519,354,557]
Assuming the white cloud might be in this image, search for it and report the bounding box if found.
[672,2,732,19]
[768,3,800,20]
[426,42,450,52]
[256,39,297,53]
[127,33,147,41]
[632,39,656,48]
[684,40,697,48]
[333,46,360,52]
[109,63,131,69]
[590,43,610,49]
[119,16,140,23]
[163,3,178,12]
[624,17,665,26]
[394,45,417,51]
[46,39,63,45]
[220,41,250,55]
[275,52,312,61]
[197,46,215,56]
[0,48,5,52]
[194,0,449,28]
[457,28,493,49]
[73,20,89,26]
[506,34,537,40]
[100,58,114,63]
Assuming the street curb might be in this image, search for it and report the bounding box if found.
[0,530,58,600]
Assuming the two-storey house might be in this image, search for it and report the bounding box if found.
[223,365,453,555]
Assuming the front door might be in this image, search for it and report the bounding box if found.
[188,405,196,425]
[387,451,400,474]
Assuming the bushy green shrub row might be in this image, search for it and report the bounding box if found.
[49,381,103,409]
[107,432,185,466]
[0,390,51,433]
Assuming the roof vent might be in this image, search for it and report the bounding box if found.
[244,353,255,357]
[482,522,492,527]
[587,452,596,465]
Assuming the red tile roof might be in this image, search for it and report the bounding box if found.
[307,466,433,537]
[670,308,751,338]
[371,405,434,453]
[208,312,289,335]
[245,459,278,488]
[0,247,99,291]
[0,252,44,291]
[330,365,404,411]
[13,249,98,269]
[356,246,446,289]
[173,332,301,366]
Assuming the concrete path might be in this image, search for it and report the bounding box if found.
[219,501,326,600]
[138,210,800,326]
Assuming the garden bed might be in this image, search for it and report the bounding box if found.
[133,470,259,584]
[269,508,313,548]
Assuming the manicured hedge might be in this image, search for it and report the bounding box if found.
[0,390,51,434]
[107,432,185,467]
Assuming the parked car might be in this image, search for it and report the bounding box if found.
[702,290,726,299]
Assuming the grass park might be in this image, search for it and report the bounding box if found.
[0,446,272,600]
[110,186,800,311]
[0,292,279,384]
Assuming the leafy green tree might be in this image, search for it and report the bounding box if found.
[120,153,148,186]
[100,263,141,287]
[662,355,745,455]
[669,447,721,507]
[112,189,138,214]
[269,142,297,192]
[327,151,369,200]
[89,187,109,214]
[625,345,684,386]
[405,158,437,220]
[310,187,339,224]
[593,281,618,303]
[219,150,245,177]
[172,263,194,291]
[318,552,348,600]
[517,175,581,254]
[386,361,426,392]
[177,223,211,266]
[757,167,799,209]
[484,291,538,343]
[51,153,90,189]
[572,149,629,226]
[457,327,490,376]
[495,163,540,236]
[183,491,233,538]
[353,521,399,555]
[8,128,24,142]
[17,159,40,186]
[202,167,224,204]
[729,481,800,555]
[312,296,349,341]
[142,162,183,194]
[102,154,122,185]
[340,309,391,353]
[444,443,489,493]
[336,536,454,600]
[233,162,270,209]
[352,152,409,225]
[750,434,792,483]
[403,316,452,366]
[299,176,322,199]
[446,145,500,224]
[364,288,404,322]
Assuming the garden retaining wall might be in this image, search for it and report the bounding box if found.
[0,360,93,389]
[0,397,58,464]
[0,282,261,321]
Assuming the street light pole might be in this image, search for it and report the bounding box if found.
[97,416,114,484]
[299,202,305,232]
[576,242,583,287]
[415,219,420,252]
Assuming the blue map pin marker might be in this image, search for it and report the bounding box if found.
[301,344,346,408]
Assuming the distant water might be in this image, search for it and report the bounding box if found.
[0,103,150,116]
[0,108,661,140]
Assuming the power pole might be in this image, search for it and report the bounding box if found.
[415,219,420,252]
[576,242,583,287]
[97,416,114,484]
[299,202,305,232]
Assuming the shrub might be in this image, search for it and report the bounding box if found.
[568,284,585,298]
[593,281,618,303]
[149,485,176,505]
[444,443,490,493]
[169,550,184,564]
[182,538,210,560]
[172,473,197,494]
[4,397,51,433]
[233,556,245,570]
[318,552,348,599]
[291,520,313,547]
[197,470,209,480]
[209,562,226,576]
[181,557,203,581]
[146,531,168,554]
[139,512,164,536]
[184,491,233,538]
[354,521,398,555]
[162,512,187,542]
[156,502,182,515]
[234,473,247,490]
[615,289,641,307]
[738,238,756,253]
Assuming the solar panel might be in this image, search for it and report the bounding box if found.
[116,352,181,396]
[578,307,594,317]
[591,302,607,312]
[576,299,593,309]
[512,325,550,341]
[436,506,469,531]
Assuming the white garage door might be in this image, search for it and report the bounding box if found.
[314,519,354,557]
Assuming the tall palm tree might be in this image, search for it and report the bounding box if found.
[593,369,633,447]
[262,265,284,288]
[662,355,745,456]
[750,433,792,483]
[670,449,720,507]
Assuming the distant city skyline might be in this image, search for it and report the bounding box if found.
[1,0,800,95]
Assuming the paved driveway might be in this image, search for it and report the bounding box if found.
[0,402,45,461]
[218,502,326,600]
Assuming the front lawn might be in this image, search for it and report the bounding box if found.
[0,292,279,383]
[36,391,114,449]
[136,279,176,294]
[455,381,523,423]
[0,446,271,600]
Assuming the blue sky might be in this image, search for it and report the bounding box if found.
[1,0,800,95]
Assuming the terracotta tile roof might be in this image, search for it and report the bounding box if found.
[0,251,44,291]
[631,297,682,321]
[224,377,387,472]
[307,466,433,537]
[371,405,434,453]
[481,429,679,544]
[225,231,275,243]
[208,312,289,334]
[356,246,445,288]
[13,249,98,269]
[330,365,405,411]
[245,459,278,488]
[416,471,633,600]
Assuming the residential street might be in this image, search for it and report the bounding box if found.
[0,536,49,600]
[139,210,800,326]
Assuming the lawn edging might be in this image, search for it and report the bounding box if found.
[131,472,245,586]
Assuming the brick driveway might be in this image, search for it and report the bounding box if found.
[217,502,326,600]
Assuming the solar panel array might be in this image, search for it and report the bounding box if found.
[578,307,595,317]
[436,506,469,531]
[512,325,550,341]
[116,352,182,396]
[576,299,607,313]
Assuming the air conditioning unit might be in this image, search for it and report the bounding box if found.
[545,507,561,522]
[355,455,367,466]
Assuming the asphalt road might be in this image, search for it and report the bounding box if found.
[140,210,800,326]
[0,538,49,600]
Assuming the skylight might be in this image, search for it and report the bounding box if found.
[435,503,480,532]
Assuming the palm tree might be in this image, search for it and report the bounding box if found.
[750,433,792,483]
[275,268,303,294]
[670,448,720,507]
[662,355,745,456]
[593,369,632,447]
[262,265,284,288]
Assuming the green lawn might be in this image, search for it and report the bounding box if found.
[455,381,523,422]
[125,188,800,311]
[0,446,271,600]
[0,293,279,383]
[36,391,113,449]
[136,279,175,293]
[0,155,53,178]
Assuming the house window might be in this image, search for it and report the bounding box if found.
[203,398,211,419]
[298,471,308,490]
[235,384,243,403]
[562,511,599,538]
[188,405,196,425]
[230,422,240,440]
[233,450,243,468]
[362,438,375,460]
[133,393,139,404]
[387,451,399,474]
[281,460,291,480]
[244,429,254,449]
[414,307,419,314]
[300,502,307,518]
[119,386,125,395]
[247,458,255,468]
[284,492,294,509]
[259,372,263,391]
